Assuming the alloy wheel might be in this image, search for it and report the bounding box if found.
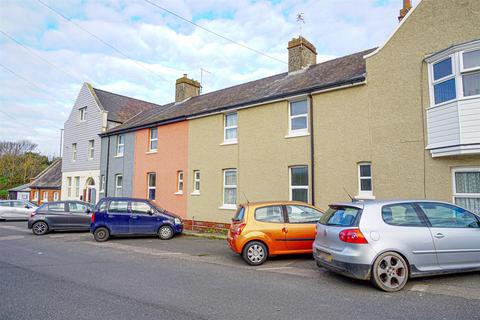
[159,226,173,240]
[375,254,407,290]
[32,222,48,235]
[247,244,265,264]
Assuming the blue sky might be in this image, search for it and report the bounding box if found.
[0,0,408,156]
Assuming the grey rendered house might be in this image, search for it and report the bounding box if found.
[62,82,159,204]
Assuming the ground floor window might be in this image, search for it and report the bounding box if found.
[74,177,80,197]
[290,166,308,203]
[42,191,48,202]
[67,177,72,197]
[357,162,373,198]
[33,191,39,201]
[193,170,200,193]
[148,173,156,200]
[177,171,184,193]
[115,175,123,197]
[453,168,480,214]
[53,192,59,201]
[223,169,237,206]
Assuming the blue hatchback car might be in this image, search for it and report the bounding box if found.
[90,197,183,242]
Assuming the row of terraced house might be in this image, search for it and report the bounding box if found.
[60,0,480,230]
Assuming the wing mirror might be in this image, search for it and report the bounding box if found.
[25,205,31,209]
[86,208,92,214]
[147,209,154,215]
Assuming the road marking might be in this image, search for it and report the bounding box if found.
[0,235,25,241]
[0,225,31,233]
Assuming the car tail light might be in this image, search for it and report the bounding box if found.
[234,223,246,236]
[339,229,368,244]
[91,213,95,223]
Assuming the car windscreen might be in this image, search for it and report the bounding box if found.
[319,206,361,227]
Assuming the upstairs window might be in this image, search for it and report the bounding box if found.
[428,42,480,106]
[149,128,158,151]
[224,113,238,143]
[116,135,124,156]
[289,99,308,135]
[72,143,77,162]
[79,107,87,121]
[461,49,480,97]
[88,140,94,160]
[432,57,456,104]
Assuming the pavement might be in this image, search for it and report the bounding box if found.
[1,220,479,320]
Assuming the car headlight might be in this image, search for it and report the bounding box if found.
[174,218,182,225]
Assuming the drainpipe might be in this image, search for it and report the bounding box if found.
[105,136,110,196]
[309,93,315,206]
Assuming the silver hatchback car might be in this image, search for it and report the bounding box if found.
[313,200,480,292]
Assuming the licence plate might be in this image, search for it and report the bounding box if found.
[316,249,333,262]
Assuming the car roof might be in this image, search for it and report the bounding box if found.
[330,199,461,209]
[101,197,149,202]
[241,201,321,208]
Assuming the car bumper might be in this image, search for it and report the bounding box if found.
[27,219,34,229]
[227,234,243,254]
[174,224,183,234]
[313,244,373,280]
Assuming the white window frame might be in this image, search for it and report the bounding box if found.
[176,171,184,194]
[43,191,48,202]
[452,167,480,211]
[67,177,72,197]
[288,99,309,136]
[192,170,200,195]
[147,172,156,200]
[53,192,59,201]
[221,169,237,209]
[357,162,374,199]
[74,177,80,198]
[115,175,123,197]
[33,191,39,201]
[289,166,309,203]
[223,112,238,144]
[88,139,94,160]
[149,128,158,152]
[116,135,124,157]
[72,143,77,162]
[427,41,480,107]
[79,107,87,121]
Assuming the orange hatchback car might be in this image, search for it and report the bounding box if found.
[227,201,323,265]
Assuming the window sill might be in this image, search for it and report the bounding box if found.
[285,132,309,139]
[220,140,238,146]
[146,150,157,154]
[174,191,183,195]
[114,155,124,158]
[190,191,200,196]
[355,194,376,200]
[219,204,237,210]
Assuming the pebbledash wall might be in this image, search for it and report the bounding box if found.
[99,0,480,227]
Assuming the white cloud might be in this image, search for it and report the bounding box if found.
[0,0,405,156]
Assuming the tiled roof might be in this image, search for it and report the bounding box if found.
[92,88,162,123]
[104,48,375,135]
[8,183,31,192]
[29,159,62,189]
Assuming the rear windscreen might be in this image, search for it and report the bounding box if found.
[233,206,245,222]
[319,206,361,227]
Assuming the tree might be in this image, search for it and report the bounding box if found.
[0,140,51,199]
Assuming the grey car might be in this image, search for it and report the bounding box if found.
[28,201,93,235]
[313,200,480,292]
[0,200,38,221]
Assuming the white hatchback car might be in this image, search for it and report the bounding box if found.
[0,200,38,221]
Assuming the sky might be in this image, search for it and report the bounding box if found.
[0,0,410,157]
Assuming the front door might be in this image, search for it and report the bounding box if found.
[107,200,130,234]
[284,205,322,251]
[129,201,156,234]
[252,205,287,254]
[417,202,480,270]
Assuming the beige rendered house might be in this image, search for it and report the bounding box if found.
[185,0,480,223]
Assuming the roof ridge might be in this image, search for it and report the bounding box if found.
[92,87,164,108]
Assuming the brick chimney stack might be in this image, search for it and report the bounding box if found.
[398,0,412,22]
[175,74,201,103]
[287,36,317,73]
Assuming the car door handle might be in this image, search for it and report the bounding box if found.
[282,226,288,233]
[131,215,138,219]
[434,233,445,239]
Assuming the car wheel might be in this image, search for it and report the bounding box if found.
[158,225,174,240]
[371,251,409,292]
[242,241,268,266]
[32,221,49,235]
[94,227,110,242]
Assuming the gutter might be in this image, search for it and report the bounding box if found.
[100,76,366,137]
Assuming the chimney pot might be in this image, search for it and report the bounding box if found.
[287,36,317,73]
[398,0,412,22]
[175,74,201,103]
